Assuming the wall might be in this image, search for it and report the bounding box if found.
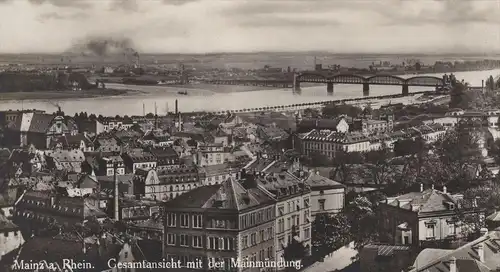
[310,188,344,218]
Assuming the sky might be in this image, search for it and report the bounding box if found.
[1,0,500,54]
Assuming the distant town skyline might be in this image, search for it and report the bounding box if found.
[1,0,500,55]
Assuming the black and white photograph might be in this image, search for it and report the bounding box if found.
[1,0,500,271]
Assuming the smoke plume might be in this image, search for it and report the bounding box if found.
[70,36,137,56]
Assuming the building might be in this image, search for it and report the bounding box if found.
[101,117,135,132]
[45,149,86,173]
[195,142,227,166]
[94,137,121,153]
[199,163,241,186]
[127,213,164,242]
[14,188,107,233]
[409,228,500,272]
[149,147,180,170]
[301,170,345,218]
[49,133,94,152]
[0,213,24,256]
[96,155,126,176]
[296,116,350,134]
[378,184,486,248]
[351,114,394,135]
[3,113,78,149]
[360,244,414,272]
[163,176,276,271]
[251,170,312,261]
[122,149,157,173]
[299,130,371,158]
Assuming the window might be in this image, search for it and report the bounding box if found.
[319,199,325,211]
[180,214,189,228]
[179,234,189,246]
[192,235,202,248]
[303,228,310,240]
[259,249,265,261]
[267,246,273,259]
[278,205,284,216]
[304,210,310,224]
[426,224,435,238]
[250,233,257,246]
[278,219,284,233]
[166,213,176,227]
[287,217,291,228]
[192,215,202,228]
[242,236,248,248]
[259,230,265,243]
[208,236,218,249]
[448,222,456,235]
[167,233,176,245]
[267,227,273,240]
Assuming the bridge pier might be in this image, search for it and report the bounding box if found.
[402,84,409,96]
[363,83,370,96]
[293,73,301,91]
[327,83,334,94]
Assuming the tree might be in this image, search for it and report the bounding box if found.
[330,151,363,183]
[283,237,308,265]
[322,104,363,118]
[311,213,351,259]
[486,75,495,91]
[449,81,471,109]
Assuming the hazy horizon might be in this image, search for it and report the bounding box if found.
[1,0,500,55]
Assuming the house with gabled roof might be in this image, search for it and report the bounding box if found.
[379,184,486,248]
[408,228,500,272]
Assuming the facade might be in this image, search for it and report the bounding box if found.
[122,150,157,173]
[378,185,486,247]
[95,137,122,153]
[199,163,241,186]
[301,171,345,218]
[163,176,276,271]
[133,166,201,201]
[97,155,126,176]
[101,118,135,132]
[195,143,227,166]
[149,147,180,170]
[3,113,78,149]
[14,189,107,233]
[252,170,312,261]
[0,213,24,256]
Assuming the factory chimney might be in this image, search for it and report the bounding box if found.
[113,162,119,220]
[175,99,178,115]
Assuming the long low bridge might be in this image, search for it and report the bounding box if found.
[202,71,448,96]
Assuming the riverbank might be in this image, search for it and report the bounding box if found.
[0,88,140,101]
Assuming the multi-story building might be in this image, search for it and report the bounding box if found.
[49,133,94,152]
[44,149,86,173]
[163,176,276,271]
[133,166,202,201]
[199,163,240,186]
[14,188,107,233]
[3,113,78,149]
[300,170,345,218]
[101,117,135,132]
[149,147,180,170]
[195,143,227,166]
[96,155,126,176]
[251,170,312,261]
[122,149,157,173]
[378,184,486,248]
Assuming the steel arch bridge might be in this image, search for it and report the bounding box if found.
[296,72,444,87]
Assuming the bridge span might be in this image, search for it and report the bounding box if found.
[202,72,449,96]
[294,72,448,96]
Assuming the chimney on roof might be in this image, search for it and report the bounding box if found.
[473,197,478,208]
[420,183,423,192]
[480,228,488,236]
[477,243,485,263]
[113,162,120,220]
[431,184,435,190]
[449,257,457,272]
[443,186,447,194]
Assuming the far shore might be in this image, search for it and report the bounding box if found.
[0,88,143,101]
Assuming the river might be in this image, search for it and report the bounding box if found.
[1,69,499,116]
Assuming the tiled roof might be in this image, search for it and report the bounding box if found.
[304,171,344,189]
[363,244,411,257]
[45,149,85,162]
[386,189,476,215]
[165,177,275,211]
[302,129,369,144]
[410,229,500,272]
[28,113,56,133]
[486,210,500,222]
[0,213,18,231]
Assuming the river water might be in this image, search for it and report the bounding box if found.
[1,69,499,116]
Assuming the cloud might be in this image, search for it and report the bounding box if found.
[1,0,500,54]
